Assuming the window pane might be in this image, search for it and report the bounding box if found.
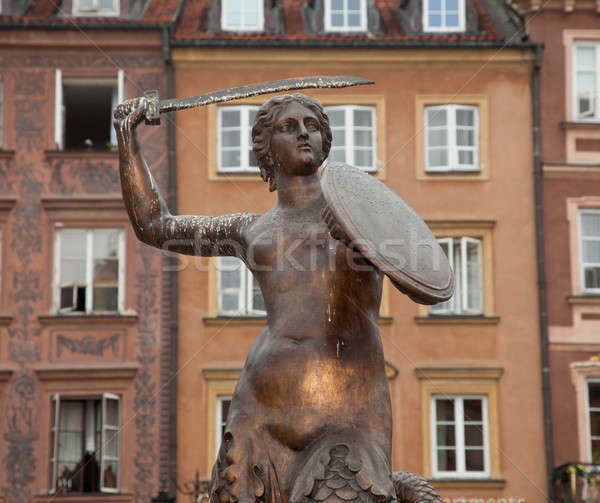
[436,425,455,446]
[330,149,346,163]
[582,214,600,237]
[353,129,371,147]
[222,130,240,148]
[464,425,483,446]
[465,449,484,471]
[593,440,600,463]
[577,72,596,97]
[102,461,118,489]
[104,429,119,457]
[583,241,600,263]
[249,149,258,168]
[347,13,361,27]
[331,13,344,26]
[463,399,482,421]
[446,0,459,10]
[456,109,474,126]
[466,240,482,311]
[61,229,86,257]
[93,229,119,258]
[354,109,372,127]
[348,0,360,9]
[427,108,446,127]
[221,110,240,128]
[591,411,600,436]
[221,269,241,289]
[332,129,346,147]
[93,258,118,283]
[428,129,447,147]
[222,150,241,168]
[332,0,343,9]
[589,383,600,408]
[99,0,115,9]
[429,0,442,9]
[106,399,119,426]
[458,150,474,165]
[354,149,372,168]
[92,286,118,311]
[327,109,345,126]
[252,283,265,312]
[436,399,455,421]
[445,13,459,28]
[221,293,239,312]
[78,0,93,9]
[428,13,442,27]
[456,129,474,146]
[576,46,596,69]
[585,267,600,289]
[61,258,86,285]
[437,449,456,471]
[428,149,448,167]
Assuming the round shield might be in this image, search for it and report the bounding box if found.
[320,163,454,305]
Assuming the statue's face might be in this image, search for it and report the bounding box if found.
[270,101,324,177]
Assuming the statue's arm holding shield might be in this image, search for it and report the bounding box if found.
[113,97,256,258]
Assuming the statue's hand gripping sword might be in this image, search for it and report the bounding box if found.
[143,75,373,125]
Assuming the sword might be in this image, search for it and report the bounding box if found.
[143,75,374,125]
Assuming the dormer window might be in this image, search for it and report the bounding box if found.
[324,0,367,32]
[72,0,119,16]
[221,0,264,32]
[423,0,465,33]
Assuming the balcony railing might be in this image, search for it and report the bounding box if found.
[554,463,600,503]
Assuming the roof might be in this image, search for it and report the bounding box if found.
[173,0,529,47]
[0,0,181,26]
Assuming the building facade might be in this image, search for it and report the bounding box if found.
[171,1,547,502]
[0,0,178,501]
[512,0,600,496]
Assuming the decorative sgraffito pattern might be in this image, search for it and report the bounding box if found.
[1,60,168,503]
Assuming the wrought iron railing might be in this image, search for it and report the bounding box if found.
[553,463,600,502]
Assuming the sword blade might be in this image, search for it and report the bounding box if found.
[157,76,373,114]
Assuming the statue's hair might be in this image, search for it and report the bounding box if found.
[251,93,332,192]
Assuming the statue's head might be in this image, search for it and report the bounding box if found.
[252,93,332,192]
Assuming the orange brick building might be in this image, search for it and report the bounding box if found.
[170,1,548,502]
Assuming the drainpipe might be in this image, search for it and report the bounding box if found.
[532,42,554,502]
[162,23,179,501]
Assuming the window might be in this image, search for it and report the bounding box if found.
[215,395,232,454]
[49,394,121,494]
[430,236,482,315]
[55,69,124,151]
[221,0,264,31]
[573,42,600,121]
[54,228,124,314]
[72,0,119,16]
[579,210,600,293]
[326,105,377,172]
[588,381,600,463]
[324,0,366,32]
[217,106,259,173]
[218,257,265,316]
[431,395,489,478]
[423,0,465,32]
[424,105,479,173]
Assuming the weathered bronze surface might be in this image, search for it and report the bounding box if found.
[114,86,449,503]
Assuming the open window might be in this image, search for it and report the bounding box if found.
[55,69,124,151]
[49,393,121,494]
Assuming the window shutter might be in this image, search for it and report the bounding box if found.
[100,393,121,493]
[430,238,453,314]
[462,237,482,313]
[55,69,64,151]
[49,394,61,494]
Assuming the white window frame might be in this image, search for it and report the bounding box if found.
[324,0,367,32]
[54,228,125,314]
[424,104,479,173]
[217,105,259,173]
[72,0,119,16]
[217,257,265,316]
[579,209,600,294]
[430,236,483,315]
[587,379,600,464]
[573,42,600,122]
[55,69,124,151]
[49,393,122,494]
[325,105,377,172]
[221,0,264,32]
[430,395,490,479]
[423,0,465,33]
[215,395,232,455]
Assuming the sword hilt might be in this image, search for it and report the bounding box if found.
[144,89,161,126]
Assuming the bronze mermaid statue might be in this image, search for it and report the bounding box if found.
[114,92,444,503]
